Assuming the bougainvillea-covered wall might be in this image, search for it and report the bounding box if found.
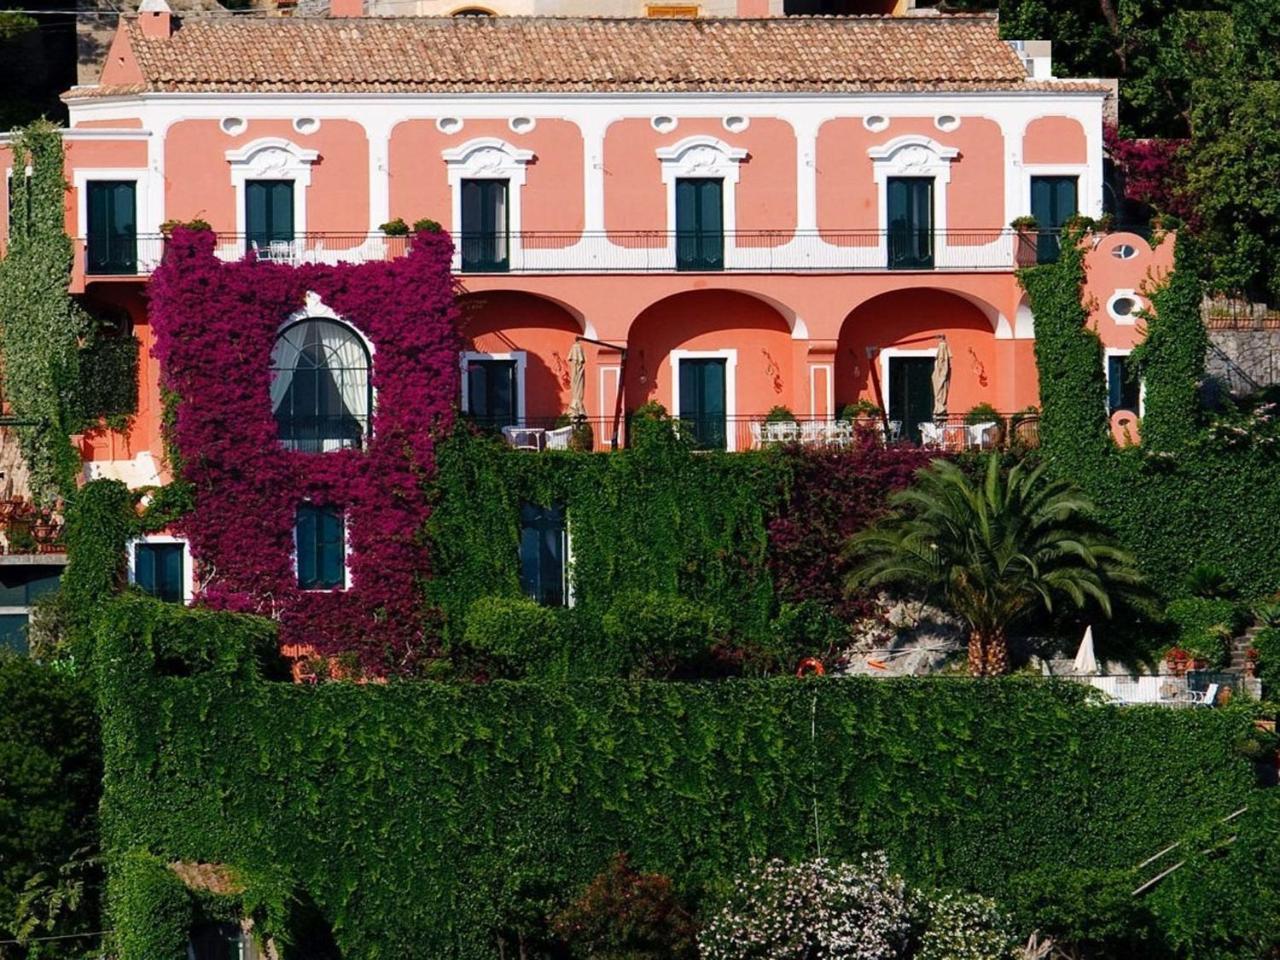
[148,228,459,671]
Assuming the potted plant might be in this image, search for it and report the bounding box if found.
[1010,214,1038,266]
[965,402,1005,448]
[764,405,797,424]
[379,217,410,237]
[841,399,881,422]
[1165,645,1189,677]
[1245,646,1260,679]
[159,218,212,237]
[412,218,443,234]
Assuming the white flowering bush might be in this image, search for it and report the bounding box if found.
[699,853,912,960]
[915,893,1018,960]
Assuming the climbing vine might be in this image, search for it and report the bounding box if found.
[0,120,91,502]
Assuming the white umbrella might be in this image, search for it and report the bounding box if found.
[931,337,951,420]
[567,340,587,419]
[1072,625,1099,675]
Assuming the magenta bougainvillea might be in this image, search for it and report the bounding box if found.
[1103,124,1190,220]
[148,228,459,672]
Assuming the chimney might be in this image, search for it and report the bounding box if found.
[137,0,173,37]
[329,0,362,16]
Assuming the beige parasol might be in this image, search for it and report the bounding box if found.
[567,340,587,419]
[931,336,951,420]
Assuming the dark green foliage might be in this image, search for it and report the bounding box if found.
[77,333,140,429]
[463,596,568,679]
[1165,598,1242,666]
[602,590,722,678]
[1006,867,1162,956]
[1184,562,1236,600]
[1252,626,1280,689]
[763,405,796,423]
[426,425,781,654]
[57,480,135,663]
[0,656,101,956]
[1022,229,1280,601]
[550,854,698,960]
[97,595,1260,960]
[107,854,193,960]
[1130,239,1207,451]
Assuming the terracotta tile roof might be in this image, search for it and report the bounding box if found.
[169,861,246,896]
[74,14,1111,97]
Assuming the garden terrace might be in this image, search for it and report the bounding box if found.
[96,595,1267,960]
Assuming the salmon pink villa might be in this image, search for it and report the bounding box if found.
[0,8,1169,624]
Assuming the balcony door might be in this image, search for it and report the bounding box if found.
[886,177,934,270]
[678,357,727,450]
[1030,175,1078,264]
[246,180,295,250]
[888,355,935,444]
[466,358,518,429]
[675,178,724,271]
[460,179,509,273]
[86,181,136,275]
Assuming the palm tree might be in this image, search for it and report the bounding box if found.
[844,455,1141,676]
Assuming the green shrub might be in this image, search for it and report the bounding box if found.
[602,591,719,677]
[1164,597,1242,666]
[963,402,1002,427]
[1252,625,1280,690]
[1005,867,1160,957]
[840,399,881,420]
[764,405,796,424]
[1184,562,1236,599]
[763,600,846,673]
[463,595,568,680]
[412,218,443,233]
[378,217,409,236]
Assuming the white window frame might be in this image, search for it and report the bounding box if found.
[459,350,526,425]
[1021,167,1089,224]
[670,348,738,451]
[1104,347,1145,417]
[656,136,747,269]
[225,138,318,238]
[442,138,534,269]
[1106,288,1143,325]
[126,535,195,604]
[72,167,150,242]
[868,135,958,240]
[275,291,378,442]
[292,503,352,592]
[879,346,938,422]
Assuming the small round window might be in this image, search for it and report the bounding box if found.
[1108,292,1141,323]
[935,115,960,132]
[863,115,888,132]
[1111,243,1138,260]
[651,116,677,133]
[220,117,246,135]
[435,117,463,134]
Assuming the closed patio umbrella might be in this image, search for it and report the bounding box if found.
[567,340,587,419]
[931,336,951,420]
[1072,625,1099,675]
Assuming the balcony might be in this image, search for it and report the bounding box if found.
[484,413,1040,455]
[73,228,1041,280]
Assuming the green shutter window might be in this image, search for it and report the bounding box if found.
[86,181,137,275]
[886,177,933,270]
[1030,175,1078,264]
[1108,354,1140,414]
[460,179,509,272]
[134,542,185,603]
[519,503,567,606]
[888,356,937,445]
[296,504,345,590]
[675,178,724,271]
[678,358,727,450]
[246,180,295,250]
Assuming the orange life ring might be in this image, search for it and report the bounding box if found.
[796,657,826,677]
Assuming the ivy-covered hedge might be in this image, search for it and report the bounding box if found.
[1022,227,1280,600]
[98,596,1260,960]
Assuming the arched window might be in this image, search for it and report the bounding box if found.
[270,319,371,452]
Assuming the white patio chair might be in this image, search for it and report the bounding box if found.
[1185,683,1220,707]
[968,421,998,449]
[545,426,573,450]
[764,421,799,444]
[829,419,854,445]
[886,420,903,443]
[919,421,945,448]
[748,420,763,449]
[800,420,825,444]
[501,426,544,451]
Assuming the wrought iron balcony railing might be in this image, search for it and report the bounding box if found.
[74,228,1048,278]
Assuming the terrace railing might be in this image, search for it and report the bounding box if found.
[483,413,1040,455]
[75,228,1040,278]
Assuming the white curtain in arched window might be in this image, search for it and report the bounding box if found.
[270,319,370,451]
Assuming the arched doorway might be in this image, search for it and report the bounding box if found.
[835,288,1000,444]
[627,289,795,450]
[457,291,587,429]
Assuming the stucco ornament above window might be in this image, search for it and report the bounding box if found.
[867,135,960,182]
[441,137,535,184]
[225,137,319,185]
[656,136,749,185]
